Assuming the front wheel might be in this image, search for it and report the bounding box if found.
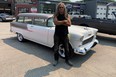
[17,33,25,42]
[58,44,65,58]
[58,44,73,59]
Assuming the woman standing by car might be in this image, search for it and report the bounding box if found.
[53,2,73,66]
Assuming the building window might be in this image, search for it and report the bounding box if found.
[15,0,32,3]
[18,8,29,13]
[101,8,103,10]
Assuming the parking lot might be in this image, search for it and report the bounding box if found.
[0,22,116,77]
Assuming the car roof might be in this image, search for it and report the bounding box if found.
[18,13,53,19]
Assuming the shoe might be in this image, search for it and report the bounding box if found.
[53,61,58,66]
[65,60,73,66]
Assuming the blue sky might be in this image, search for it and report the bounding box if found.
[70,0,116,2]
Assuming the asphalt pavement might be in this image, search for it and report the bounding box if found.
[0,22,116,77]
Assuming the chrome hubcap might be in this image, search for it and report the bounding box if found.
[58,44,65,58]
[18,34,23,41]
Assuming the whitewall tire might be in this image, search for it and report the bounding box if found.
[17,33,25,42]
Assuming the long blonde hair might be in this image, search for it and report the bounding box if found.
[54,2,68,19]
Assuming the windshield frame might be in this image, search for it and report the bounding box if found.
[46,17,55,27]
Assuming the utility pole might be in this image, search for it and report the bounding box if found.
[11,0,14,15]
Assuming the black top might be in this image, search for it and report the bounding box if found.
[54,14,69,36]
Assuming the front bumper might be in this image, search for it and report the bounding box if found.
[74,39,99,55]
[5,18,15,21]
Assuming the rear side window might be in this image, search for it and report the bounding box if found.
[17,16,24,23]
[17,16,33,24]
[33,18,47,26]
[24,17,33,24]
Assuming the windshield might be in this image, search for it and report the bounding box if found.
[47,18,55,27]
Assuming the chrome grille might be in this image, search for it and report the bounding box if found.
[82,36,94,45]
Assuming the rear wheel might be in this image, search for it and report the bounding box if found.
[17,33,25,42]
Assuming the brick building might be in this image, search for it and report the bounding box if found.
[0,0,38,16]
[15,0,38,16]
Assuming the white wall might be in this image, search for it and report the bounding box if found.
[96,5,106,19]
[108,6,116,19]
[96,5,116,19]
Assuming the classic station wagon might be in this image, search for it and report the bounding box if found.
[10,13,99,58]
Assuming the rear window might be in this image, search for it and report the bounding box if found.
[24,17,33,24]
[33,18,47,26]
[17,16,33,24]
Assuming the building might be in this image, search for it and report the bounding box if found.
[0,0,38,16]
[15,0,38,16]
[0,0,14,15]
[38,0,86,15]
[85,0,116,19]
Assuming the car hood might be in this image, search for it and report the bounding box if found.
[68,25,98,40]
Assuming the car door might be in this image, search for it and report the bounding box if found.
[46,18,55,47]
[28,18,49,46]
[21,16,35,40]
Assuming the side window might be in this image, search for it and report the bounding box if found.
[17,16,24,23]
[33,18,46,26]
[24,17,33,24]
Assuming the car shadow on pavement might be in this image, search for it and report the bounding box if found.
[3,37,96,77]
[97,35,116,47]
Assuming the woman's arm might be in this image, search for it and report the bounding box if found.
[53,16,64,25]
[53,15,71,26]
[64,15,71,26]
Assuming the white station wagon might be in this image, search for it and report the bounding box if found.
[10,13,98,58]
